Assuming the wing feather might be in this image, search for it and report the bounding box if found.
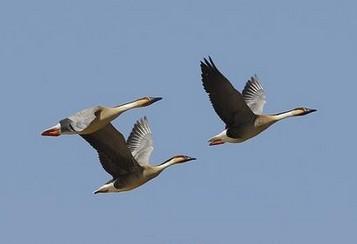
[81,123,142,178]
[127,117,153,166]
[200,57,256,127]
[242,75,266,114]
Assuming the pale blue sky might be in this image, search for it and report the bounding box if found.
[1,0,356,243]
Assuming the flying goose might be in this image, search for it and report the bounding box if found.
[41,97,161,136]
[200,57,316,145]
[80,117,196,193]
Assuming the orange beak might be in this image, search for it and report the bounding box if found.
[41,123,61,136]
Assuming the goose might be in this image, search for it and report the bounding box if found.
[80,117,196,193]
[200,57,316,145]
[41,96,162,136]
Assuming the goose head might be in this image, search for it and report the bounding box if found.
[137,96,162,107]
[41,118,76,136]
[156,155,196,171]
[170,155,197,164]
[293,107,317,116]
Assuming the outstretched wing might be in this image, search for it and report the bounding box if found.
[127,117,153,166]
[81,123,142,178]
[200,57,256,127]
[242,75,266,115]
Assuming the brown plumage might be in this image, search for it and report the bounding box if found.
[81,118,196,193]
[201,56,316,145]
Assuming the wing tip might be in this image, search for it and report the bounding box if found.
[201,56,216,69]
[128,116,152,144]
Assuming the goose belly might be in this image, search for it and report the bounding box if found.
[114,173,158,192]
[239,127,267,140]
[227,124,272,142]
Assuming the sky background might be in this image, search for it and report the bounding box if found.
[0,0,356,243]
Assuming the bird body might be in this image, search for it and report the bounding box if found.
[80,118,195,194]
[201,57,316,145]
[208,123,272,144]
[97,170,156,193]
[41,97,162,136]
[94,156,186,193]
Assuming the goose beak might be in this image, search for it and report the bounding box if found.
[186,156,197,161]
[41,123,61,136]
[148,97,162,104]
[303,108,317,115]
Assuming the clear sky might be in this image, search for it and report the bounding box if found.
[1,0,356,243]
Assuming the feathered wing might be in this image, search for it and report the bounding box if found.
[242,75,266,114]
[81,123,142,178]
[127,117,153,166]
[200,57,256,128]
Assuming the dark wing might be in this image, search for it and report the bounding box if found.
[200,57,256,128]
[242,75,266,115]
[81,123,142,178]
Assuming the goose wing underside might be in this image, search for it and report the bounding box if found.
[242,75,266,115]
[127,117,153,166]
[200,57,256,127]
[81,123,142,178]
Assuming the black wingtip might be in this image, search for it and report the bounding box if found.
[203,57,210,66]
[208,56,213,64]
[201,56,216,70]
